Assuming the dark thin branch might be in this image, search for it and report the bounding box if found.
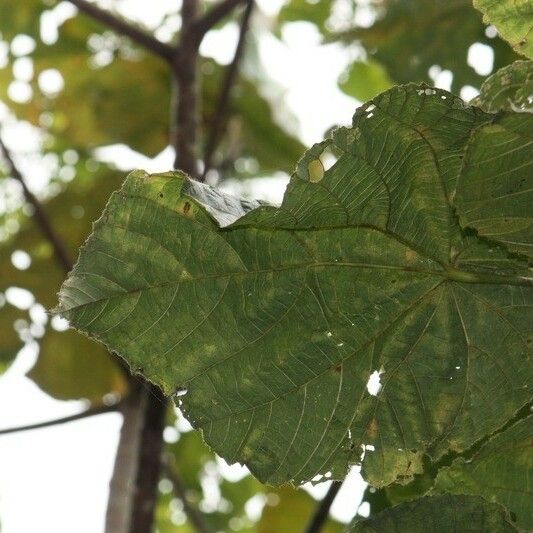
[304,481,343,533]
[0,403,120,435]
[66,0,175,62]
[193,0,247,41]
[0,135,72,273]
[172,0,201,175]
[202,0,253,180]
[163,455,211,533]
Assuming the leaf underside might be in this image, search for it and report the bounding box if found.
[57,85,532,488]
[472,60,533,113]
[435,416,533,530]
[473,0,533,58]
[349,494,518,532]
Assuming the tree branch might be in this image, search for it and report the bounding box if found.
[104,383,146,533]
[0,135,72,273]
[305,481,343,533]
[172,0,201,175]
[66,0,175,62]
[202,0,253,179]
[163,455,211,533]
[129,384,167,533]
[0,403,120,435]
[193,0,247,41]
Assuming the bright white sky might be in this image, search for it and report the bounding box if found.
[0,0,491,530]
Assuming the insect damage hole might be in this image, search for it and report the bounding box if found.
[307,147,338,183]
[366,368,384,396]
[174,386,188,398]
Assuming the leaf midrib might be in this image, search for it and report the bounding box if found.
[62,254,532,315]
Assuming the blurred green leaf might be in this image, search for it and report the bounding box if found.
[0,12,304,175]
[203,66,306,177]
[0,0,43,40]
[339,60,393,101]
[0,302,26,374]
[163,429,260,532]
[279,0,334,34]
[27,329,128,402]
[331,0,518,92]
[168,431,213,493]
[6,14,172,156]
[0,162,125,394]
[258,486,342,533]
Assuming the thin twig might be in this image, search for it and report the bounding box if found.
[0,135,72,273]
[0,403,120,435]
[66,0,175,62]
[163,455,211,533]
[202,0,253,179]
[304,481,343,533]
[193,0,247,41]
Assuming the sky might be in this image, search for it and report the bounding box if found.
[0,1,370,531]
[0,0,495,530]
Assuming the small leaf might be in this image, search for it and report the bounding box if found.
[349,494,518,532]
[474,0,533,58]
[57,85,532,487]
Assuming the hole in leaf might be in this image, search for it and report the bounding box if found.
[366,369,384,395]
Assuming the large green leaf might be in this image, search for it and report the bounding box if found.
[474,0,533,58]
[349,494,518,532]
[435,417,532,530]
[455,113,533,259]
[331,0,518,92]
[473,60,533,112]
[57,85,532,487]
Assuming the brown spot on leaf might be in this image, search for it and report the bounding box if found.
[366,418,379,440]
[405,250,418,263]
[333,363,342,373]
[183,201,191,215]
